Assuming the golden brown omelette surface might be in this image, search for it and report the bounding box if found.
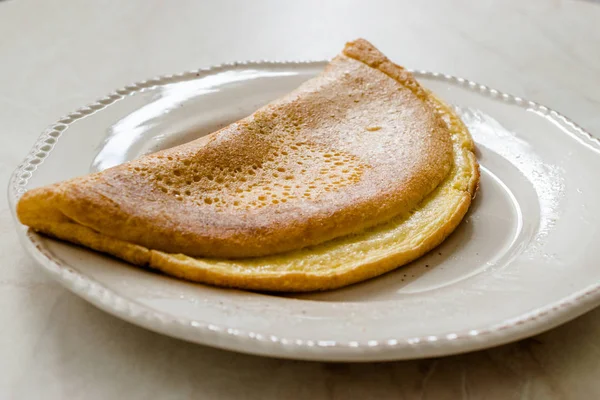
[18,39,454,259]
[17,39,479,291]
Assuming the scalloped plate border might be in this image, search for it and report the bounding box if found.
[8,61,600,361]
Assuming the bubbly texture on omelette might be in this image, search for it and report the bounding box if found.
[17,39,479,292]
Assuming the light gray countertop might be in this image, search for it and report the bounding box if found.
[1,0,599,398]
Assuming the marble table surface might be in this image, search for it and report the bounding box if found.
[2,0,599,398]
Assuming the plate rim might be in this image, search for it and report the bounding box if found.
[8,60,600,361]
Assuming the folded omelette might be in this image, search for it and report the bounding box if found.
[17,39,479,292]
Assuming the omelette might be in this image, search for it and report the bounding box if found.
[17,39,479,292]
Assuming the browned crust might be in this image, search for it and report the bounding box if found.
[343,39,430,101]
[18,39,455,259]
[149,96,480,292]
[16,39,479,292]
[19,89,479,292]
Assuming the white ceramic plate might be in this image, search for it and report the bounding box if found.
[9,61,600,362]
